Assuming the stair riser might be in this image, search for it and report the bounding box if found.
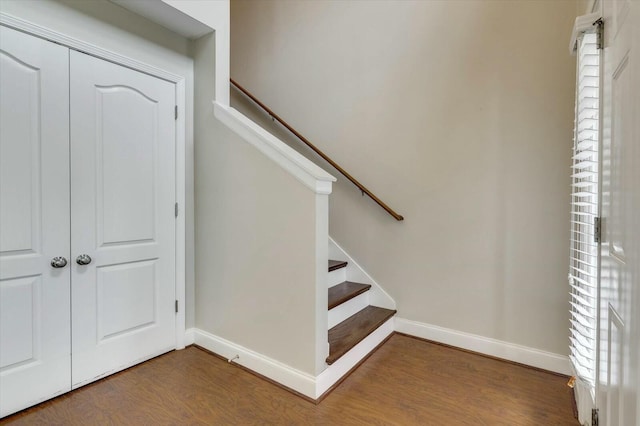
[317,318,395,397]
[328,268,346,288]
[328,238,396,310]
[328,292,369,329]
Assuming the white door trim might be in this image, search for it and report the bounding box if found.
[0,12,187,349]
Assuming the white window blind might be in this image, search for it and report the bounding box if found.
[569,32,599,389]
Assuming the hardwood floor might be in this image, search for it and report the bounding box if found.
[328,260,348,272]
[3,334,578,425]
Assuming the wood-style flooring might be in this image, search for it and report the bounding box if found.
[327,307,396,365]
[328,281,371,310]
[3,334,578,425]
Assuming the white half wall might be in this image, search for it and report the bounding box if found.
[194,29,334,374]
[194,111,321,375]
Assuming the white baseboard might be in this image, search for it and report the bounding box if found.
[395,318,572,375]
[188,325,395,400]
[191,328,317,399]
[184,327,196,346]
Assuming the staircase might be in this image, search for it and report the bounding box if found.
[325,259,396,366]
[224,81,398,398]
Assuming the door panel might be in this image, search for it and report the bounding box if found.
[0,48,41,254]
[0,276,41,367]
[97,86,157,245]
[70,51,176,388]
[597,1,638,425]
[608,52,630,263]
[97,260,158,340]
[606,306,624,426]
[0,26,70,417]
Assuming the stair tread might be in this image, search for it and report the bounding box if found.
[326,306,396,365]
[328,281,371,310]
[328,260,348,272]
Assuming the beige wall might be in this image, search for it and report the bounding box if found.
[231,0,577,355]
[193,34,320,374]
[577,0,596,14]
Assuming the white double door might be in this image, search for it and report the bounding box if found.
[0,26,177,417]
[597,0,639,425]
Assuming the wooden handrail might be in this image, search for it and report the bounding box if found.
[230,78,404,221]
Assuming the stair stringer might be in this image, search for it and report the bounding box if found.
[315,317,394,398]
[311,237,397,398]
[328,236,396,310]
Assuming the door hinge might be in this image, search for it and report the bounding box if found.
[593,18,604,50]
[175,105,178,120]
[175,202,179,218]
[594,216,601,243]
[592,408,599,426]
[175,300,179,313]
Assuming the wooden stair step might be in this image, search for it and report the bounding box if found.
[328,282,371,310]
[326,306,396,365]
[328,260,348,272]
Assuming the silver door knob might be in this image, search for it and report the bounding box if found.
[51,257,68,268]
[76,254,92,265]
